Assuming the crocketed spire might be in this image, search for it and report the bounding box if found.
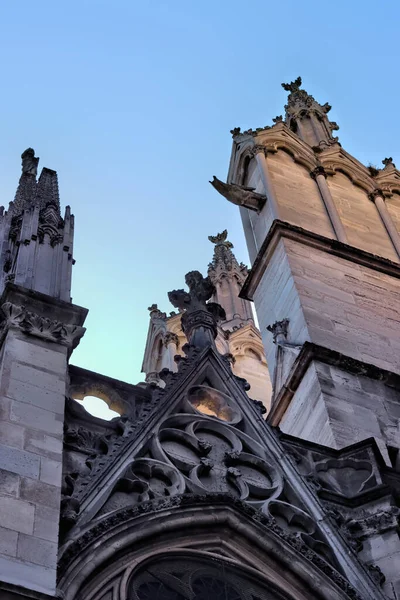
[282,76,339,149]
[207,230,253,327]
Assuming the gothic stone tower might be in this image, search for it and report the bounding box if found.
[1,89,400,600]
[141,229,272,408]
[212,77,400,596]
[0,150,87,598]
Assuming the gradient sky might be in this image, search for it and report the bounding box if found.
[1,1,399,418]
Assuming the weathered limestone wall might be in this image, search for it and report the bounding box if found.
[253,238,308,377]
[279,360,400,457]
[268,151,334,238]
[242,157,275,261]
[233,352,272,407]
[327,172,398,261]
[284,237,400,374]
[0,329,67,595]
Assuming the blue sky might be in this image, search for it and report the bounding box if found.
[0,1,399,416]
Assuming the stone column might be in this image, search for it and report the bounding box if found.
[369,189,400,260]
[162,332,179,371]
[0,283,87,597]
[253,146,281,220]
[311,166,348,243]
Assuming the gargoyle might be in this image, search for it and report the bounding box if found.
[209,176,266,212]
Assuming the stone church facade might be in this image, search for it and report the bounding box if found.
[0,79,399,600]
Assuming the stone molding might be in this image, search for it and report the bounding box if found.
[240,219,400,301]
[57,494,364,600]
[268,341,400,426]
[0,301,85,349]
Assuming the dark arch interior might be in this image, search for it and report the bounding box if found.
[128,554,290,600]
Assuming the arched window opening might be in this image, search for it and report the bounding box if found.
[73,396,120,421]
[154,337,164,372]
[244,347,262,362]
[128,555,289,600]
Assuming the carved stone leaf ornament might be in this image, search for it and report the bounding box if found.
[0,302,85,348]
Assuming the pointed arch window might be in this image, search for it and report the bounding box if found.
[129,554,289,600]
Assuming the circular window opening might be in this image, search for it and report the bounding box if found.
[187,386,240,424]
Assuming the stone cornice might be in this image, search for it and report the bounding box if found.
[267,341,400,427]
[240,220,400,301]
[1,302,85,349]
[0,283,87,353]
[228,124,317,185]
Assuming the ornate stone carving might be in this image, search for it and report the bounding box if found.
[267,318,289,344]
[147,303,166,320]
[168,270,225,347]
[272,115,283,124]
[315,458,376,497]
[310,165,327,179]
[163,331,179,348]
[368,189,385,202]
[207,229,248,285]
[64,425,110,456]
[345,507,400,541]
[382,157,396,169]
[58,494,364,600]
[282,77,339,147]
[209,176,266,212]
[282,77,302,93]
[1,302,85,348]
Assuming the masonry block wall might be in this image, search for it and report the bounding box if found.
[226,80,400,458]
[0,329,66,594]
[0,284,86,597]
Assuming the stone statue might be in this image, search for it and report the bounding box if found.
[168,271,226,347]
[209,176,266,212]
[21,148,39,177]
[169,270,223,315]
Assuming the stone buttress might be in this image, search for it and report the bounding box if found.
[212,77,400,597]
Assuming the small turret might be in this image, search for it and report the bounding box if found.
[282,76,339,149]
[0,149,75,301]
[208,230,254,328]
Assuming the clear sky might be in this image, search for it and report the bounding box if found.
[1,1,399,417]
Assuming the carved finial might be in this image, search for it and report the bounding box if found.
[148,304,166,320]
[267,318,289,344]
[209,176,266,213]
[272,115,283,124]
[21,148,39,177]
[281,78,339,148]
[382,157,396,169]
[281,76,302,93]
[230,127,241,137]
[208,230,234,249]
